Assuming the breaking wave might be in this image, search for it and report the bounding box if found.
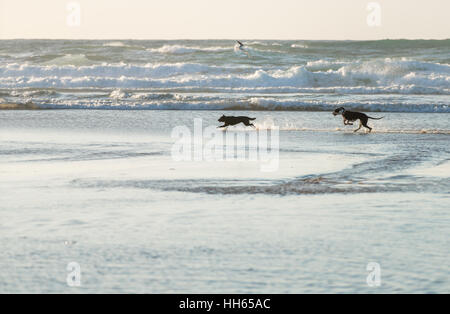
[1,59,448,94]
[148,45,230,54]
[1,39,449,112]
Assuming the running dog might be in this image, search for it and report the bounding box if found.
[333,107,383,132]
[218,115,256,128]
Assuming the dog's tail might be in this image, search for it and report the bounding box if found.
[367,116,384,120]
[249,117,256,120]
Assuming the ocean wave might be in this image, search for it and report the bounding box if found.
[1,59,448,93]
[149,44,271,55]
[1,45,449,113]
[109,89,129,99]
[147,45,230,54]
[0,62,227,79]
[246,98,449,112]
[102,41,140,48]
[103,41,127,47]
[306,60,349,71]
[19,96,447,113]
[42,54,95,66]
[291,44,309,49]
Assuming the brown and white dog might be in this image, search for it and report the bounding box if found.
[333,107,383,133]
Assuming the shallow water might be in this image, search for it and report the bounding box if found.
[0,110,449,293]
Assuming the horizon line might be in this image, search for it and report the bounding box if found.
[0,37,449,41]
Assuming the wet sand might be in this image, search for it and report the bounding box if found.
[0,110,449,293]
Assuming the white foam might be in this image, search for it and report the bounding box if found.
[109,89,129,99]
[148,45,230,54]
[103,42,126,47]
[26,95,448,113]
[2,59,448,94]
[1,57,449,112]
[306,60,348,71]
[0,62,221,79]
[291,44,309,49]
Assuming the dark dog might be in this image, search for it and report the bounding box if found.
[333,107,383,133]
[218,115,256,128]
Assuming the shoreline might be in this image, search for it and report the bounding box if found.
[1,104,449,114]
[0,103,41,110]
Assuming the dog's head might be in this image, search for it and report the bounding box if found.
[333,107,345,116]
[218,115,226,122]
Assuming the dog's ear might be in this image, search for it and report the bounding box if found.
[333,107,343,115]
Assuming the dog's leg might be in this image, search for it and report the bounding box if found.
[217,124,228,128]
[244,121,256,128]
[363,124,372,133]
[361,119,372,133]
[354,122,362,132]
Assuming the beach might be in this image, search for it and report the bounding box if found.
[0,110,449,293]
[0,39,449,293]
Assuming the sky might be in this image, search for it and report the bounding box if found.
[0,0,449,40]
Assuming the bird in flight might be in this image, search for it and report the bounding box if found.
[235,40,249,56]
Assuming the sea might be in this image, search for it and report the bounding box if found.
[0,39,449,112]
